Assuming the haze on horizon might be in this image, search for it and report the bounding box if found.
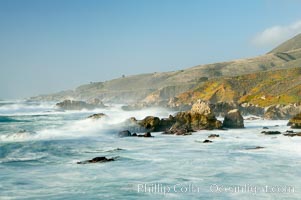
[1,0,301,99]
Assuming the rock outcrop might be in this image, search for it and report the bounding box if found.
[56,99,106,110]
[222,109,244,128]
[264,103,301,120]
[288,113,301,128]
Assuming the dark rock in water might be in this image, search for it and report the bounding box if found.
[203,139,213,143]
[137,132,154,137]
[261,131,281,135]
[223,109,244,128]
[87,113,108,119]
[245,146,265,150]
[56,99,106,110]
[131,133,137,136]
[283,132,301,137]
[262,127,269,129]
[163,127,193,135]
[118,130,132,137]
[285,130,294,133]
[77,156,115,164]
[208,134,219,138]
[288,113,301,129]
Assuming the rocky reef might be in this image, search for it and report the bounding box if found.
[56,98,106,110]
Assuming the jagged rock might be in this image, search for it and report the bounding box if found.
[77,156,115,164]
[191,100,214,116]
[222,109,244,128]
[288,113,301,128]
[87,113,108,119]
[208,134,219,138]
[261,131,281,135]
[203,139,213,143]
[56,99,106,110]
[118,130,132,137]
[123,115,175,133]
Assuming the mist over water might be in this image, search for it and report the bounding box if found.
[0,100,301,199]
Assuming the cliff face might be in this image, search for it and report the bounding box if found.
[31,34,301,106]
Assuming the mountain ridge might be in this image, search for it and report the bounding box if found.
[31,34,301,106]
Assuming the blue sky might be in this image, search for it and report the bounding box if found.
[1,0,301,99]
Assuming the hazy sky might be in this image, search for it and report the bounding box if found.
[1,0,301,99]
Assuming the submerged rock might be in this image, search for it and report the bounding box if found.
[287,113,301,129]
[118,130,132,137]
[245,146,265,150]
[203,139,213,143]
[77,156,115,164]
[208,134,219,138]
[56,99,106,110]
[163,127,193,136]
[261,131,281,135]
[283,132,301,137]
[87,113,108,119]
[222,109,244,128]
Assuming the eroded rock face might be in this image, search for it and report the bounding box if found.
[288,113,301,128]
[264,103,301,120]
[56,99,106,110]
[222,109,244,128]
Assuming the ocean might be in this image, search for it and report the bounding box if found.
[0,100,300,199]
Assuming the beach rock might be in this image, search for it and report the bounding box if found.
[87,113,108,119]
[222,109,244,128]
[287,113,301,128]
[208,134,219,138]
[56,99,106,110]
[77,156,115,164]
[118,130,132,137]
[203,139,213,143]
[261,131,281,135]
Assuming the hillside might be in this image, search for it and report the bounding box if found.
[31,34,301,105]
[174,67,301,107]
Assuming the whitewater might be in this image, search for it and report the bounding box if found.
[0,100,301,199]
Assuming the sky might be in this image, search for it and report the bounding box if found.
[1,0,301,99]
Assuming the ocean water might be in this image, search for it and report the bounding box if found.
[0,100,301,200]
